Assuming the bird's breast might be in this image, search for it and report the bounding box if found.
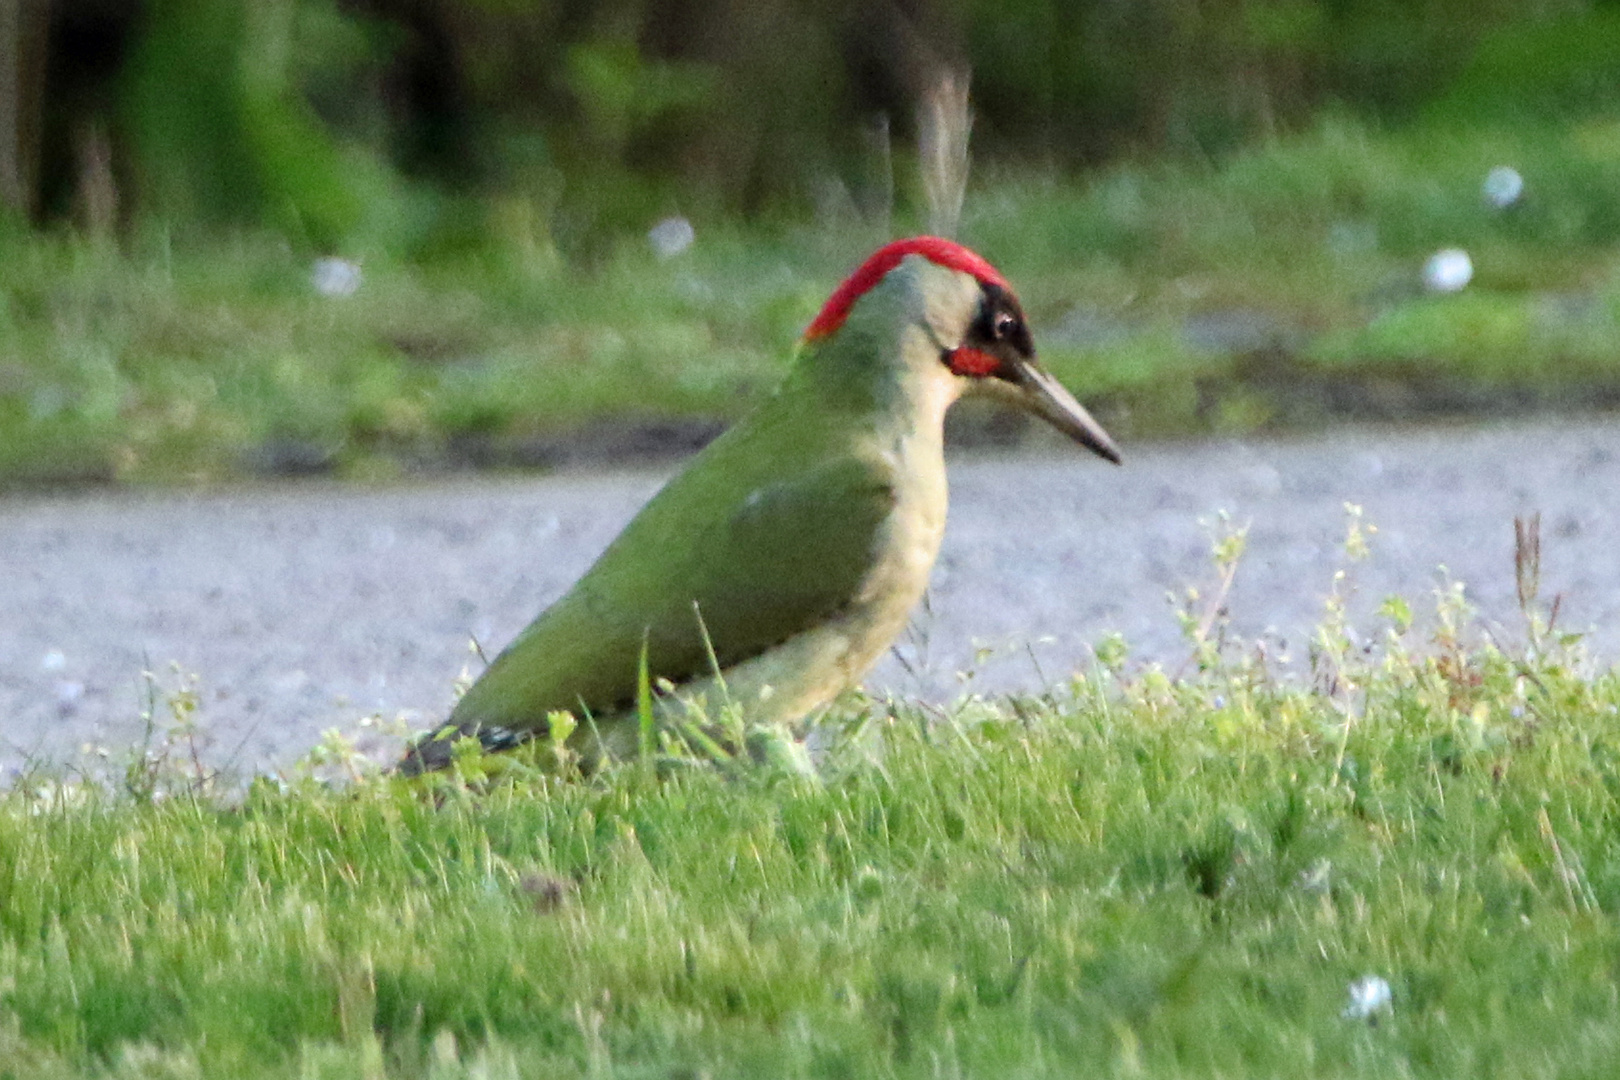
[693,438,948,731]
[672,370,956,731]
[838,429,950,664]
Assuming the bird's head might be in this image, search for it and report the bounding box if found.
[803,237,1121,463]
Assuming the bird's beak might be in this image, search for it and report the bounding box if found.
[1001,358,1122,464]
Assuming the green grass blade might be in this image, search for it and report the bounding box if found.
[637,632,655,761]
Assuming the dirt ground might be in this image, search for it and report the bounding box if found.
[5,416,1618,776]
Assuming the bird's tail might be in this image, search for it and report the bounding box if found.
[395,721,532,776]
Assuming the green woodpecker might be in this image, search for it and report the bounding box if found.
[401,236,1119,773]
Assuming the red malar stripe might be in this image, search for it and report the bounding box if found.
[945,346,1001,377]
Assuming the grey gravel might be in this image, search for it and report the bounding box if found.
[4,416,1618,773]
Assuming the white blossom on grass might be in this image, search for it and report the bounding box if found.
[311,257,363,298]
[1483,166,1524,209]
[648,216,695,259]
[1343,974,1393,1020]
[1423,249,1473,293]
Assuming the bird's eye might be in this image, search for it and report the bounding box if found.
[994,312,1017,339]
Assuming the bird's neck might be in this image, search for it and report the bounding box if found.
[787,310,961,446]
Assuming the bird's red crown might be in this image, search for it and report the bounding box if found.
[802,237,1011,343]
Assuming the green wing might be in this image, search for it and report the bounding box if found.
[443,443,896,740]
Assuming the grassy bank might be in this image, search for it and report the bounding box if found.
[4,524,1620,1077]
[4,114,1620,487]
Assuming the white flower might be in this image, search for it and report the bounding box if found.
[1483,166,1524,209]
[1423,249,1473,293]
[647,216,695,259]
[1343,974,1392,1019]
[311,257,363,298]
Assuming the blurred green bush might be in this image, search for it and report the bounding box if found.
[7,0,1619,255]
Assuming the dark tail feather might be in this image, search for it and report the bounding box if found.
[395,722,532,775]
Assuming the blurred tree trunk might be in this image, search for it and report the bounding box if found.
[0,0,48,216]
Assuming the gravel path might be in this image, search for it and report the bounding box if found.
[5,416,1619,774]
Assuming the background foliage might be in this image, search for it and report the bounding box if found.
[3,1,1620,486]
[7,0,1619,252]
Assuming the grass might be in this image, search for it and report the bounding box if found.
[4,515,1620,1077]
[4,112,1620,487]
